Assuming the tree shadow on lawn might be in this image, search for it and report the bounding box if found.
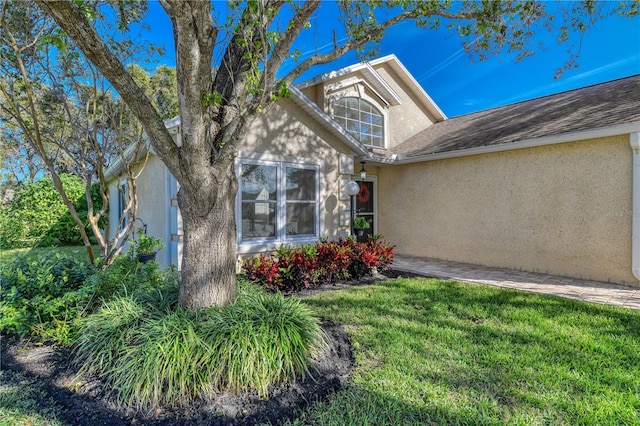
[0,321,353,426]
[302,277,640,424]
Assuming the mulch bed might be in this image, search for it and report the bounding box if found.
[0,269,416,425]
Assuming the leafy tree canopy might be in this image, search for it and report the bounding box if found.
[31,0,638,308]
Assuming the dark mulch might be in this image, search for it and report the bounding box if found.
[0,269,416,426]
[1,322,352,426]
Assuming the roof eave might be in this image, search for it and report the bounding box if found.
[394,121,640,164]
[375,55,446,121]
[104,117,178,182]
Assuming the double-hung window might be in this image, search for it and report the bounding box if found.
[238,159,319,250]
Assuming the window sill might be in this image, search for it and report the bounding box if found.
[237,236,319,255]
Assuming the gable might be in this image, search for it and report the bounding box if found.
[241,96,358,158]
[297,54,445,151]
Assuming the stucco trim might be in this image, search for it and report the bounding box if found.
[370,55,447,121]
[394,121,640,164]
[297,54,446,121]
[630,132,640,281]
[325,77,400,107]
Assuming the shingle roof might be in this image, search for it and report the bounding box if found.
[393,75,640,158]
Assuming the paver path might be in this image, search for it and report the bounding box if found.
[392,255,640,310]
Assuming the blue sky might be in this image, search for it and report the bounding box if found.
[141,1,640,118]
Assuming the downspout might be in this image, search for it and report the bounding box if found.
[630,132,640,280]
[164,166,172,270]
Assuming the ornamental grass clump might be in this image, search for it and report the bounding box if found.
[74,281,326,409]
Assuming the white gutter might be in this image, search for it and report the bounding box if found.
[104,118,178,182]
[396,121,640,164]
[630,132,640,281]
[104,140,145,182]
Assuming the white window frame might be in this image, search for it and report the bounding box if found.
[332,97,386,148]
[236,155,322,253]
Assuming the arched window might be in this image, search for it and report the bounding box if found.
[332,97,384,148]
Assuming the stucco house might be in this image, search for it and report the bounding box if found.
[107,54,640,286]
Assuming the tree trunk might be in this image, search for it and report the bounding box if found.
[178,163,238,309]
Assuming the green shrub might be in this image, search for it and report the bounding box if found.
[0,174,103,249]
[243,237,395,292]
[0,251,177,345]
[84,254,171,301]
[0,251,96,342]
[74,281,326,408]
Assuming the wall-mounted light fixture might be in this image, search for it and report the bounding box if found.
[359,161,367,179]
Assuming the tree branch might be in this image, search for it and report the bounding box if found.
[35,0,182,178]
[262,0,321,92]
[281,9,420,85]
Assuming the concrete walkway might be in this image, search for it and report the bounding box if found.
[392,255,640,310]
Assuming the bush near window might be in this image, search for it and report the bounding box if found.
[243,236,395,292]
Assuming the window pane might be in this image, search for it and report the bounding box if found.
[241,164,276,201]
[286,203,315,236]
[345,106,359,120]
[241,202,275,238]
[330,97,384,148]
[286,168,316,200]
[346,119,359,134]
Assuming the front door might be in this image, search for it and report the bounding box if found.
[355,179,376,238]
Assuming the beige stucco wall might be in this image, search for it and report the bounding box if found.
[135,155,168,257]
[107,154,170,267]
[378,135,637,285]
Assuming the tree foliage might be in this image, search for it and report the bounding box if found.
[0,174,103,248]
[33,0,638,308]
[0,0,178,263]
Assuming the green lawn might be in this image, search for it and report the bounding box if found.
[2,275,639,425]
[293,278,640,425]
[0,371,65,426]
